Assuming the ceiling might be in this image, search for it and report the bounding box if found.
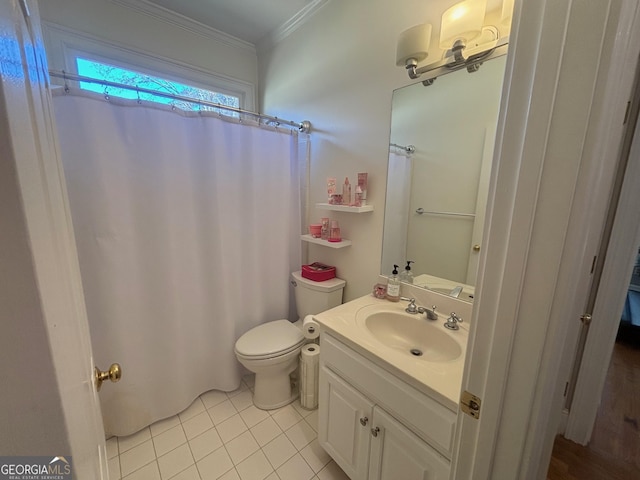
[144,0,316,45]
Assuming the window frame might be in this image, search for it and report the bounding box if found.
[43,22,256,112]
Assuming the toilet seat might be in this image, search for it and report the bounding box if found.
[235,319,305,360]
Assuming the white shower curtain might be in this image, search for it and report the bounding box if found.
[53,89,304,436]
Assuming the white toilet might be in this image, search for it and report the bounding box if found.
[234,271,345,410]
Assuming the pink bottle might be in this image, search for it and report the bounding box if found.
[328,220,341,242]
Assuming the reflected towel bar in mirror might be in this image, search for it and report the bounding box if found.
[415,208,475,218]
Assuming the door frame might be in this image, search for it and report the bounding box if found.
[564,50,640,442]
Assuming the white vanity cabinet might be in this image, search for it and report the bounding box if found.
[318,333,454,480]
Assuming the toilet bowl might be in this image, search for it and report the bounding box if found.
[234,272,345,410]
[235,319,305,409]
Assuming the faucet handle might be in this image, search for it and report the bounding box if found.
[444,312,463,330]
[404,298,418,314]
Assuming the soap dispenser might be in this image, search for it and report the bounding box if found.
[399,261,414,284]
[386,264,401,302]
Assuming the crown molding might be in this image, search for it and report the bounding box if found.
[258,0,331,51]
[109,0,256,54]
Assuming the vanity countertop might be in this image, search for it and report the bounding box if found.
[314,294,468,412]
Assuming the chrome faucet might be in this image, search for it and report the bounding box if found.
[449,286,463,298]
[444,312,463,330]
[418,305,438,320]
[403,298,438,320]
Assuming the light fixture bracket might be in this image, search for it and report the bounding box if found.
[404,30,509,84]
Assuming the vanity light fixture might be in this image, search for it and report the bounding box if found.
[440,0,486,65]
[397,0,508,83]
[396,23,433,72]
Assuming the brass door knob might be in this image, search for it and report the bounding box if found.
[95,363,122,391]
[473,244,481,252]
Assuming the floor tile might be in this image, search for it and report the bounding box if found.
[121,461,160,480]
[120,439,156,477]
[217,414,248,443]
[285,419,316,450]
[300,440,331,473]
[119,428,152,454]
[201,390,229,410]
[291,400,314,418]
[183,411,214,440]
[317,461,349,480]
[229,390,253,412]
[249,417,282,447]
[157,443,194,480]
[179,398,206,423]
[305,410,319,432]
[107,437,119,459]
[189,427,223,462]
[276,453,314,480]
[262,434,296,470]
[235,450,274,480]
[170,465,200,480]
[152,424,187,457]
[263,473,279,480]
[226,383,249,398]
[150,415,181,437]
[108,455,121,479]
[239,405,269,429]
[225,430,259,465]
[271,406,302,431]
[197,446,234,480]
[219,468,241,480]
[208,399,238,425]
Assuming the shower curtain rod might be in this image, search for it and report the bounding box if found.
[390,142,415,154]
[48,70,311,133]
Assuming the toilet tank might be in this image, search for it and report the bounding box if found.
[291,271,345,319]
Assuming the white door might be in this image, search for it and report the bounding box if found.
[451,0,640,478]
[318,367,373,480]
[1,1,108,478]
[368,406,450,480]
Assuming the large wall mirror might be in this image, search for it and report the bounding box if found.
[381,55,507,303]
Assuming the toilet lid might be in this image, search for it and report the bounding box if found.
[235,319,305,357]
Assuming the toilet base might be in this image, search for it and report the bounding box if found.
[252,370,298,410]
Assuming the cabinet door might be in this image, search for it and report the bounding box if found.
[368,406,450,480]
[319,366,373,480]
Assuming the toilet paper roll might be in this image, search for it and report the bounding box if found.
[301,343,320,362]
[300,344,320,410]
[303,315,320,340]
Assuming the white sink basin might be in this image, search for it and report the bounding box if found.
[360,311,463,362]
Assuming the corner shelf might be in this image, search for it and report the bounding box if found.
[315,203,374,213]
[301,234,352,248]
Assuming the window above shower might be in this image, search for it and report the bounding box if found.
[75,57,240,115]
[42,22,256,112]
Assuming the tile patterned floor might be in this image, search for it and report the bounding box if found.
[106,375,349,480]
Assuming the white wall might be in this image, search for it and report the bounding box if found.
[39,0,258,93]
[258,0,508,300]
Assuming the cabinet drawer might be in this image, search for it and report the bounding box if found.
[321,333,457,457]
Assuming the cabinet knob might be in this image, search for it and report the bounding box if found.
[359,417,368,426]
[371,426,380,437]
